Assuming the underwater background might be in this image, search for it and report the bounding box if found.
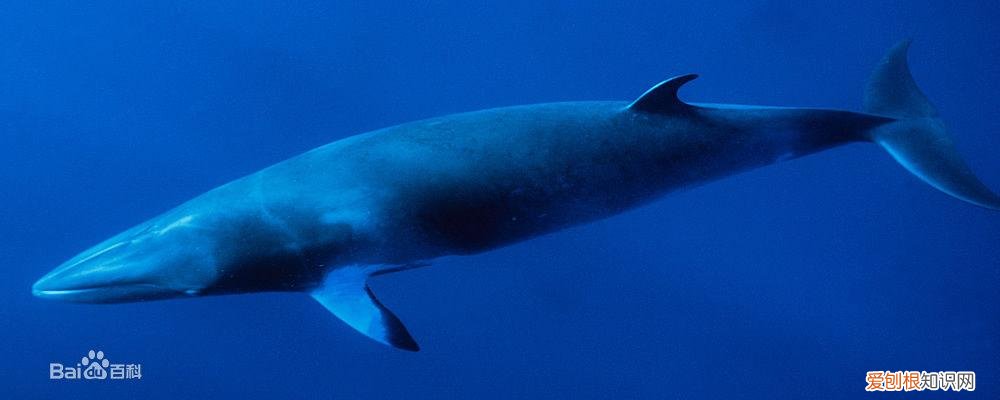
[2,1,999,398]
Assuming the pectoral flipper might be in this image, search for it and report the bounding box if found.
[311,266,419,351]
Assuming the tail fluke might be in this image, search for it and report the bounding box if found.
[864,40,1000,210]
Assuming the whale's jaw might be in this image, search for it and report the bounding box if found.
[31,281,192,304]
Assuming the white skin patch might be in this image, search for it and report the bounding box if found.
[157,215,195,236]
[321,209,372,229]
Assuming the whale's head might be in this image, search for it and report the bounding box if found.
[32,212,220,303]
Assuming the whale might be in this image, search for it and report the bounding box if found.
[32,41,1000,351]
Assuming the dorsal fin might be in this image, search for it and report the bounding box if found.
[628,74,699,114]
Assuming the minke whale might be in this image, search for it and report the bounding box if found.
[33,41,1000,351]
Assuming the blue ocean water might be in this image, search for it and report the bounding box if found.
[3,1,999,398]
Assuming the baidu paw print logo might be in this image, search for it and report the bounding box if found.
[49,349,143,381]
[81,350,110,379]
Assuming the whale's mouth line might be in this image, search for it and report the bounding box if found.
[32,283,191,303]
[32,288,105,298]
[33,282,157,293]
